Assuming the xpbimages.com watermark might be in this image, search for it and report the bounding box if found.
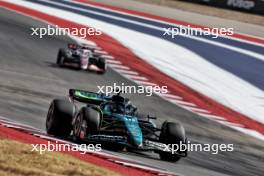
[97,83,168,96]
[30,25,102,39]
[31,141,234,155]
[31,141,101,154]
[163,141,234,155]
[163,25,234,39]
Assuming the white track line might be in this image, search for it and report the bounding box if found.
[217,120,244,128]
[108,64,130,70]
[106,60,122,64]
[94,50,108,54]
[231,126,264,141]
[169,99,197,107]
[101,55,115,59]
[161,94,183,100]
[114,69,139,75]
[134,80,158,86]
[197,113,226,121]
[124,74,148,81]
[182,106,211,114]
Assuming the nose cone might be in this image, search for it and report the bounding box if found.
[123,116,143,147]
[128,130,143,147]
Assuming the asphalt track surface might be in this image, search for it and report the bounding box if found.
[0,8,264,176]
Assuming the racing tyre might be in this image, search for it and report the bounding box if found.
[46,99,75,137]
[159,122,186,162]
[73,107,101,139]
[97,57,106,74]
[57,49,65,67]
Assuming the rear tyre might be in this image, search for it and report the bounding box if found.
[97,57,106,74]
[73,107,101,139]
[159,122,186,162]
[46,99,75,137]
[57,49,65,67]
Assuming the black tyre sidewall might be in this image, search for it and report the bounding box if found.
[159,122,186,162]
[57,48,65,66]
[73,107,101,139]
[46,99,75,137]
[82,107,101,134]
[97,57,106,73]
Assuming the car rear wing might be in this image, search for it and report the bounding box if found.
[68,43,79,49]
[69,89,108,105]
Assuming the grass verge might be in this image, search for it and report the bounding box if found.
[0,138,121,176]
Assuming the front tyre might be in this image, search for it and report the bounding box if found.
[159,122,186,162]
[46,99,75,137]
